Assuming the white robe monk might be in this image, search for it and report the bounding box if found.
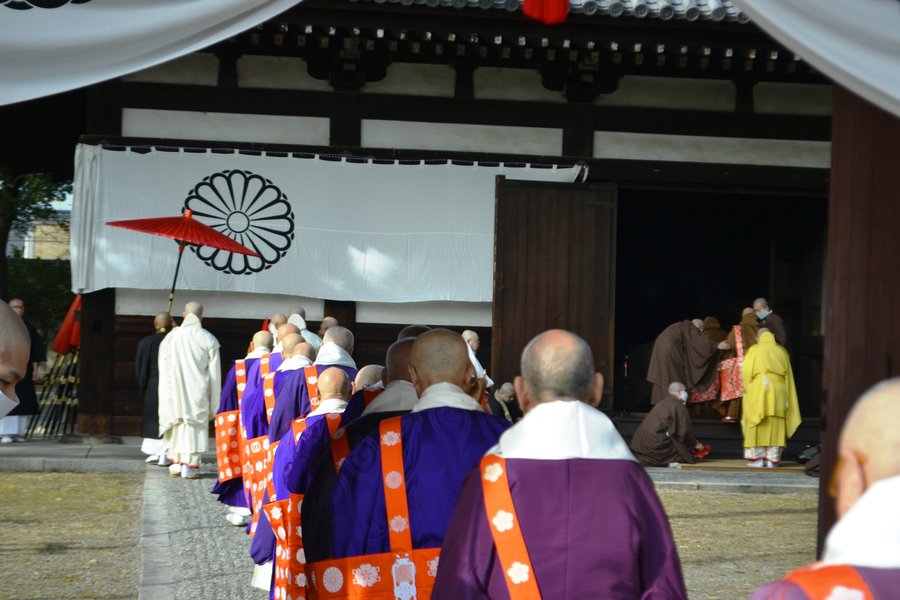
[158,306,222,476]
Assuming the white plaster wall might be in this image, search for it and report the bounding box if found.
[474,67,565,103]
[593,131,830,168]
[754,82,833,116]
[115,288,325,320]
[237,55,333,92]
[595,76,736,111]
[122,53,219,86]
[356,301,492,327]
[362,120,562,155]
[363,63,455,97]
[122,109,330,145]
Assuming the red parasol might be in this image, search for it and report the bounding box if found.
[107,209,260,312]
[51,294,82,355]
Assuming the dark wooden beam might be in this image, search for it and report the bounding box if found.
[118,82,831,142]
[330,93,362,146]
[77,288,116,435]
[562,102,594,156]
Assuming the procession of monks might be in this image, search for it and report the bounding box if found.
[190,301,897,600]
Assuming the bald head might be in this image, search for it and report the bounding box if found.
[753,298,770,310]
[836,378,900,517]
[276,323,300,343]
[0,300,30,401]
[385,338,415,383]
[270,313,287,328]
[409,328,473,395]
[319,316,339,337]
[281,333,303,357]
[293,342,316,362]
[154,311,173,332]
[288,306,306,319]
[354,364,384,393]
[497,382,515,402]
[397,324,431,340]
[323,326,354,353]
[516,330,603,412]
[252,330,274,351]
[317,367,351,401]
[184,301,203,318]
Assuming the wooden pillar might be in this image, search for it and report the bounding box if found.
[77,288,116,435]
[820,86,900,552]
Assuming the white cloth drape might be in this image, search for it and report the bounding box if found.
[0,0,302,106]
[734,0,900,118]
[70,144,580,303]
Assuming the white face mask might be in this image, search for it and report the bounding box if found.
[0,389,20,419]
[677,390,688,403]
[755,309,771,320]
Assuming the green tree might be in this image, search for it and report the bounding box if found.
[0,167,71,300]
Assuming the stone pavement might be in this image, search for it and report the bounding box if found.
[0,436,818,600]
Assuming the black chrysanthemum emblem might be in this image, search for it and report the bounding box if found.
[184,170,294,275]
[2,0,91,9]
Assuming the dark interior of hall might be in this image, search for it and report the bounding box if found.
[614,188,828,418]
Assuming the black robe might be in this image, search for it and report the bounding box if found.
[135,331,166,439]
[11,320,46,416]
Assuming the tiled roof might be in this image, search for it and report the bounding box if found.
[354,0,750,23]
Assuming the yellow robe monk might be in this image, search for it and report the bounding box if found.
[741,331,801,458]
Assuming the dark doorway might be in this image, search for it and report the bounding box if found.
[615,188,827,417]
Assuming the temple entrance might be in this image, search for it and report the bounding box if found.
[614,188,828,419]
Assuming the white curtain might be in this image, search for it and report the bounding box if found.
[71,144,580,303]
[0,0,302,106]
[734,0,900,118]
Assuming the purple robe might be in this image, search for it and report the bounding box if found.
[434,459,687,599]
[267,363,358,443]
[748,567,900,599]
[211,357,261,507]
[313,407,508,559]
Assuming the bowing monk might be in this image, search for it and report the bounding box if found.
[647,319,720,405]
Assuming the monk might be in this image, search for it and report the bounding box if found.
[753,297,789,352]
[353,364,384,393]
[302,329,508,597]
[397,324,431,340]
[318,315,338,338]
[647,319,720,405]
[749,378,900,599]
[268,313,286,338]
[135,311,172,463]
[288,305,322,352]
[0,300,30,420]
[435,330,687,599]
[716,308,760,423]
[702,316,728,345]
[741,329,800,467]
[631,382,706,467]
[157,301,222,479]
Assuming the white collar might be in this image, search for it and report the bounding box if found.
[288,314,307,331]
[822,474,900,568]
[361,380,418,417]
[412,382,482,413]
[306,397,348,418]
[277,355,313,372]
[244,347,271,360]
[314,342,357,369]
[491,400,635,461]
[180,313,201,329]
[273,342,284,354]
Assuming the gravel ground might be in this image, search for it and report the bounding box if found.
[0,472,143,600]
[660,489,819,600]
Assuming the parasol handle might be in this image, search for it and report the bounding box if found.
[166,242,187,314]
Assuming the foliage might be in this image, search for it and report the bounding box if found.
[7,254,72,341]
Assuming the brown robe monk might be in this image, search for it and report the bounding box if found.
[702,317,728,346]
[646,320,719,405]
[759,311,789,354]
[716,311,760,421]
[630,394,699,467]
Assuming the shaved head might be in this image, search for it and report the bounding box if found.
[293,342,316,362]
[0,300,30,401]
[354,364,384,393]
[317,367,351,401]
[154,311,172,332]
[281,333,303,356]
[288,306,306,319]
[270,313,287,329]
[184,301,203,318]
[323,326,354,353]
[276,323,300,343]
[397,324,431,340]
[252,330,274,351]
[409,328,472,395]
[385,338,415,383]
[753,298,769,310]
[836,378,900,517]
[516,329,603,412]
[319,316,339,336]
